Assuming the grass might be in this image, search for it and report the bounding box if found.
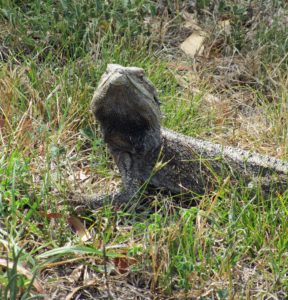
[0,0,288,298]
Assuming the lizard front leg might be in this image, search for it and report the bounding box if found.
[71,152,143,209]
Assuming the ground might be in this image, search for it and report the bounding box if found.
[0,1,287,299]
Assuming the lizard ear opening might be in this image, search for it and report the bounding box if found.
[154,96,162,105]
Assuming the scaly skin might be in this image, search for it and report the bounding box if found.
[74,64,288,208]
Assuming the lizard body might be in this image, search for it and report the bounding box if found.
[81,64,287,207]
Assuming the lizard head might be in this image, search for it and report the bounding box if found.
[91,64,161,153]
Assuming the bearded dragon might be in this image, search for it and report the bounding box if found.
[76,64,288,207]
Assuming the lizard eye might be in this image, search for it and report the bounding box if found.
[137,71,145,78]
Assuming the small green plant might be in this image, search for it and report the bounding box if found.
[0,242,40,300]
[196,0,211,10]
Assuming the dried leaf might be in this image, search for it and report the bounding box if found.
[180,31,207,58]
[113,256,137,274]
[38,211,63,219]
[67,216,92,242]
[68,264,84,283]
[219,19,231,34]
